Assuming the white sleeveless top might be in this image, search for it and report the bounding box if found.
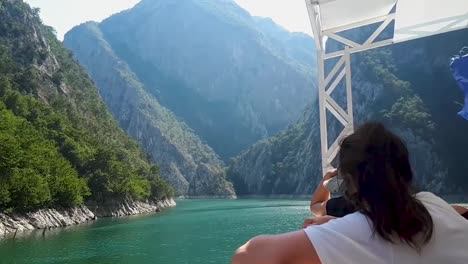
[304,192,468,264]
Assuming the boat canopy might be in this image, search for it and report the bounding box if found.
[305,0,468,173]
[395,0,468,42]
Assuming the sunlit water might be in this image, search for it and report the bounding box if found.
[0,199,311,264]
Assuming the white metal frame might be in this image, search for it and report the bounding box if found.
[306,1,467,175]
[305,1,396,173]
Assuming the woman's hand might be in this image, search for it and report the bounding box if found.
[323,169,338,181]
[302,215,337,228]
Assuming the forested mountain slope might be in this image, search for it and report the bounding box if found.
[0,0,174,212]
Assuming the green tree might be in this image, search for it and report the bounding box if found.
[48,158,90,207]
[8,168,51,209]
[150,177,175,200]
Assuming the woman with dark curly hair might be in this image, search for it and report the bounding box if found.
[232,122,468,264]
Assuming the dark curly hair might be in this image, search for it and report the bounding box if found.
[338,122,433,252]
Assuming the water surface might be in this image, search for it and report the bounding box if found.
[0,199,311,264]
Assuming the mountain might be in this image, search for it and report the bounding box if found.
[64,0,317,160]
[0,0,175,211]
[228,29,468,196]
[228,104,320,195]
[64,22,234,197]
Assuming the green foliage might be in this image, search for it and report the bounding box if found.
[0,0,173,211]
[0,181,10,206]
[122,177,151,201]
[8,168,51,209]
[360,49,435,134]
[47,158,90,207]
[383,96,435,131]
[360,49,412,100]
[0,108,89,210]
[150,176,175,200]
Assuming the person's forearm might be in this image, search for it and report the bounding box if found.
[309,178,330,213]
[310,170,337,216]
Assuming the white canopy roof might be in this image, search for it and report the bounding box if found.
[310,0,468,43]
[315,0,396,32]
[394,0,468,42]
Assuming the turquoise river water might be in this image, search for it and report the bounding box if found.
[0,199,311,264]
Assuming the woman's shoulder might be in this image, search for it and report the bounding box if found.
[415,192,468,226]
[415,192,456,211]
[305,212,374,241]
[304,212,391,264]
[415,191,442,201]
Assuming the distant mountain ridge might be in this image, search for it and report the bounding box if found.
[64,0,317,195]
[65,0,316,159]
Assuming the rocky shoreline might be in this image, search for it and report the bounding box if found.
[181,195,237,199]
[0,198,176,238]
[235,195,310,200]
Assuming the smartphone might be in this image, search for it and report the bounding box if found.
[324,173,344,194]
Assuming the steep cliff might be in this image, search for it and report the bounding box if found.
[228,105,321,195]
[65,0,317,159]
[64,22,234,197]
[228,29,468,195]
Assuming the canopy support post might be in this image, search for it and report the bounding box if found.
[306,0,396,175]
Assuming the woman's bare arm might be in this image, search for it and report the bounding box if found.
[231,231,321,264]
[310,170,337,216]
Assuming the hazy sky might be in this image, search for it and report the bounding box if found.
[235,0,312,35]
[24,0,312,40]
